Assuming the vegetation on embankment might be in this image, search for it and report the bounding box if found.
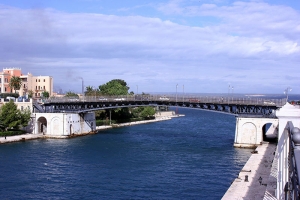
[95,107,156,126]
[83,79,157,126]
[0,100,31,137]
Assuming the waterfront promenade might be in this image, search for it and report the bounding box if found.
[222,142,277,199]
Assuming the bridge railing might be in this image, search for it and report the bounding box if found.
[44,95,286,107]
[285,122,300,200]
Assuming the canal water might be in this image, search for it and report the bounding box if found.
[0,108,253,199]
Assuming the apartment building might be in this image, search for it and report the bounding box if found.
[0,68,53,98]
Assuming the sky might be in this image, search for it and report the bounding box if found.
[0,0,299,95]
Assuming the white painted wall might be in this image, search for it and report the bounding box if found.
[34,112,96,136]
[234,117,278,148]
[276,103,300,199]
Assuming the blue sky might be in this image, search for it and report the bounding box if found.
[0,0,299,95]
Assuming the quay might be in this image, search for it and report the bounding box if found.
[222,142,277,199]
[0,114,183,144]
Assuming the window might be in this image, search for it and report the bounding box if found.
[39,79,40,82]
[43,86,45,89]
[0,78,1,83]
[4,87,6,92]
[0,87,1,93]
[44,79,45,82]
[36,86,37,90]
[36,79,37,82]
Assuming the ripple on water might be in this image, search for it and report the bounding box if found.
[0,108,252,199]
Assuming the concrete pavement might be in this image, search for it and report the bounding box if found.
[0,133,44,144]
[222,142,277,200]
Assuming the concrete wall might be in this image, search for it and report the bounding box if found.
[34,112,96,136]
[155,111,175,118]
[234,117,278,148]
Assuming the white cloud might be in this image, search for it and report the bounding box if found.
[0,2,299,94]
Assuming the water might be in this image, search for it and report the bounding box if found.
[0,108,253,199]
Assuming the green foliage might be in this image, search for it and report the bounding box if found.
[140,106,156,119]
[0,101,31,130]
[27,90,34,98]
[0,93,19,99]
[0,130,26,137]
[96,106,156,124]
[9,76,22,93]
[41,91,50,98]
[85,86,100,96]
[99,79,129,95]
[65,91,79,98]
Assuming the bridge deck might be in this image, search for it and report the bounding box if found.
[36,95,284,117]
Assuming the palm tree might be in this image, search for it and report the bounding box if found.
[9,76,22,93]
[85,86,96,96]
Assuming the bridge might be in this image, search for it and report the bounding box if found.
[35,95,285,118]
[28,94,300,199]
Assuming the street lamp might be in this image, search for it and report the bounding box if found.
[183,85,184,103]
[284,87,292,102]
[176,84,178,103]
[94,86,97,99]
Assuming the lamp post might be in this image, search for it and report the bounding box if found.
[94,86,97,99]
[176,84,178,103]
[183,84,184,103]
[284,87,292,102]
[228,84,230,96]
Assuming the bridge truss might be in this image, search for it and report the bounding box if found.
[36,95,283,118]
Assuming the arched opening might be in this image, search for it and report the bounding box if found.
[37,116,47,134]
[262,123,277,143]
[70,124,73,135]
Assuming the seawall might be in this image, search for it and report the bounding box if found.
[222,142,277,199]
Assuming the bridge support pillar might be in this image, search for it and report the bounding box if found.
[276,103,300,199]
[234,117,278,148]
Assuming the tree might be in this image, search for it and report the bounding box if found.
[140,106,156,119]
[85,86,99,96]
[65,91,79,98]
[9,76,22,93]
[0,101,31,130]
[99,79,129,95]
[28,90,34,98]
[41,91,50,98]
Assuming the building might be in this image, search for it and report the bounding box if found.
[0,68,53,98]
[0,68,22,93]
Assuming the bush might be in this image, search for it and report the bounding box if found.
[0,93,19,99]
[0,130,26,137]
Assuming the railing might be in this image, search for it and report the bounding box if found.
[44,94,286,107]
[286,122,300,200]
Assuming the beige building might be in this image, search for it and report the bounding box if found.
[0,68,53,98]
